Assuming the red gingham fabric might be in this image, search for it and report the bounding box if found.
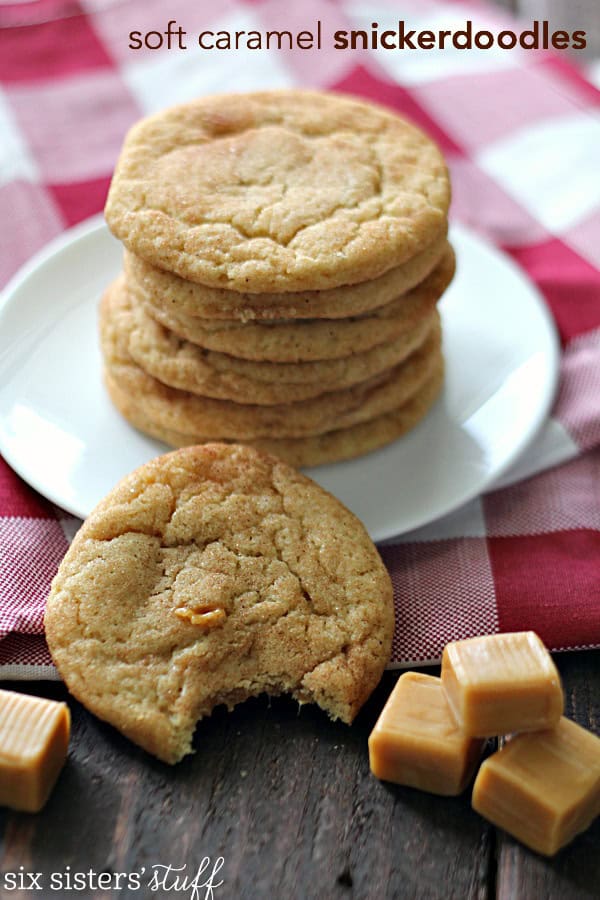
[1,0,599,676]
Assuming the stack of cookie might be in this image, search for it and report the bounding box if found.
[102,90,453,467]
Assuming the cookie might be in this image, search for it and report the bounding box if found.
[105,90,450,292]
[124,235,449,321]
[139,248,454,363]
[103,277,437,405]
[44,443,394,763]
[104,363,444,467]
[102,314,442,439]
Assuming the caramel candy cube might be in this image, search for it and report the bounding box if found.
[0,689,70,812]
[441,632,563,737]
[473,717,600,856]
[368,672,485,795]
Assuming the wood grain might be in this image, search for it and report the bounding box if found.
[0,653,597,899]
[495,652,600,900]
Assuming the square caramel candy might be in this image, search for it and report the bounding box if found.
[441,631,563,737]
[368,672,484,795]
[0,689,70,812]
[473,717,600,856]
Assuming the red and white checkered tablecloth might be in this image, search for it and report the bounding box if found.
[1,0,599,677]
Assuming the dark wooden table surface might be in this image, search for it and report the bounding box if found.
[0,650,598,900]
[1,1,597,896]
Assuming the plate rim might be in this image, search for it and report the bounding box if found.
[0,216,561,539]
[0,213,107,313]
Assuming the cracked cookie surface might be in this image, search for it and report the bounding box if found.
[44,444,394,763]
[105,90,450,292]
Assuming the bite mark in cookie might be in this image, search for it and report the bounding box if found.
[44,444,394,763]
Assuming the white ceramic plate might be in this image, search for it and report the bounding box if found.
[0,217,559,541]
